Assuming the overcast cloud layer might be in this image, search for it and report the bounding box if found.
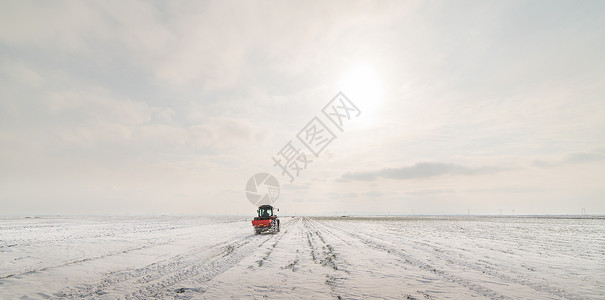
[1,1,604,215]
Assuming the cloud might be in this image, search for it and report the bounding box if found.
[2,1,605,215]
[564,152,605,164]
[532,150,605,168]
[405,189,456,196]
[466,186,544,193]
[188,117,272,151]
[282,183,310,190]
[342,162,506,181]
[53,116,271,157]
[363,191,384,197]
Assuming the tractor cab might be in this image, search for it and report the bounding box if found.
[257,205,275,219]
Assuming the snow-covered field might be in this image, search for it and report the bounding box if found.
[1,215,603,299]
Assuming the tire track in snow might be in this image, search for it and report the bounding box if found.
[302,218,349,299]
[54,219,298,299]
[314,218,512,300]
[1,241,173,280]
[400,237,584,299]
[338,219,587,300]
[1,218,238,279]
[382,221,591,296]
[255,218,298,267]
[199,217,312,298]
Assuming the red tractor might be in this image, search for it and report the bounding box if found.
[252,205,280,234]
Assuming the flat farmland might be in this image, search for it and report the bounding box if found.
[1,216,603,299]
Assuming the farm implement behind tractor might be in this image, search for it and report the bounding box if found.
[252,205,280,234]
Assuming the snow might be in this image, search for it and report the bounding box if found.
[1,215,603,299]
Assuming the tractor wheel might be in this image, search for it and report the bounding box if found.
[254,228,261,235]
[277,220,280,232]
[271,221,277,234]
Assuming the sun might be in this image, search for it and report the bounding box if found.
[338,63,384,123]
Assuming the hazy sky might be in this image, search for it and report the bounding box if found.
[1,1,604,216]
